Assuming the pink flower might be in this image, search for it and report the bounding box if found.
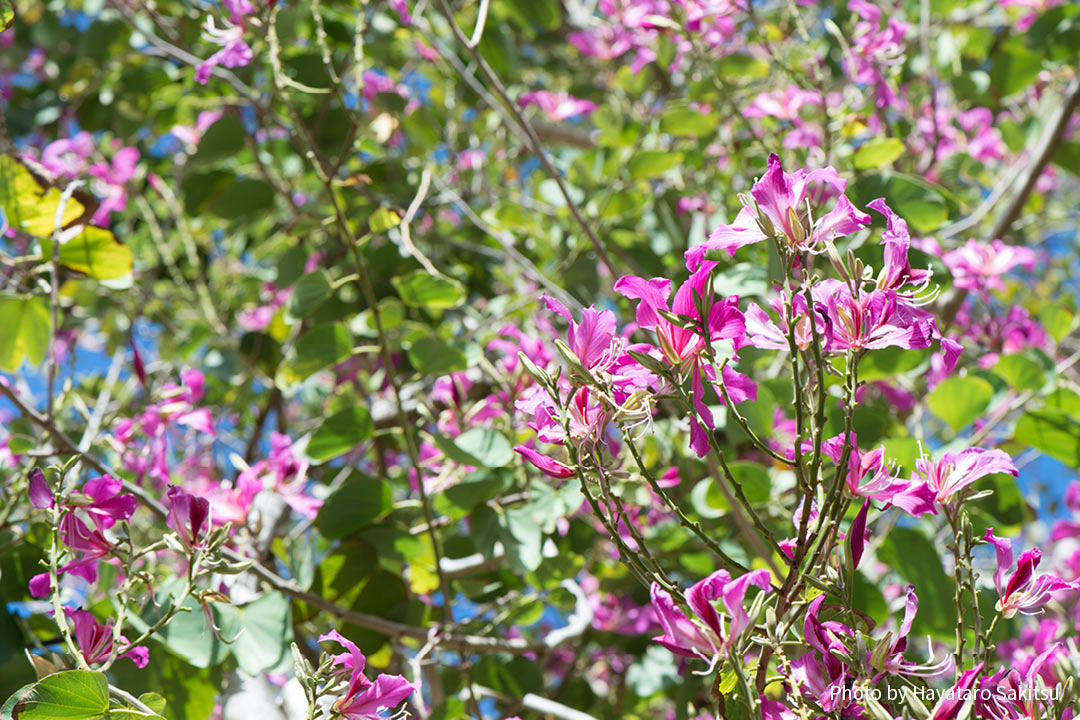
[518,90,597,121]
[542,296,622,371]
[943,239,1037,294]
[29,514,113,597]
[170,111,224,146]
[914,448,1017,506]
[66,609,148,668]
[166,486,212,550]
[686,153,868,267]
[514,445,575,479]
[29,469,54,510]
[319,630,416,719]
[76,475,137,530]
[195,17,253,84]
[929,663,983,720]
[649,569,771,668]
[389,0,411,24]
[615,268,753,456]
[820,433,935,516]
[868,198,932,293]
[743,85,821,121]
[984,529,1075,618]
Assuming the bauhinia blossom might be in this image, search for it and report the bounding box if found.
[649,569,771,670]
[514,445,575,479]
[929,662,984,720]
[615,268,754,456]
[943,239,1037,294]
[29,513,114,597]
[319,629,416,719]
[913,447,1018,507]
[194,1,254,85]
[984,528,1076,618]
[66,608,149,668]
[166,486,211,550]
[685,153,869,267]
[518,90,598,121]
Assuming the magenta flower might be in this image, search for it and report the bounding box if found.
[319,630,416,719]
[943,239,1036,294]
[194,16,253,84]
[166,486,212,550]
[75,475,137,530]
[819,433,935,516]
[616,268,753,456]
[29,469,54,510]
[65,609,148,668]
[789,594,852,712]
[649,569,771,669]
[29,513,113,597]
[514,445,575,479]
[914,448,1017,506]
[868,198,932,293]
[984,529,1076,619]
[518,90,597,121]
[929,662,983,720]
[869,587,953,680]
[543,296,622,371]
[686,153,869,268]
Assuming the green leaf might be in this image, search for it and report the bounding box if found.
[501,506,543,572]
[315,474,392,539]
[368,207,400,233]
[307,406,374,463]
[659,108,716,137]
[859,347,927,382]
[1014,410,1080,467]
[280,323,351,383]
[850,173,951,233]
[146,583,235,668]
[406,336,468,375]
[209,178,274,219]
[1039,303,1076,342]
[628,151,683,179]
[434,473,507,518]
[877,528,953,637]
[436,428,514,468]
[392,271,466,310]
[1054,142,1080,177]
[715,53,769,82]
[232,593,293,675]
[0,1,13,31]
[853,138,905,170]
[109,646,220,720]
[190,115,246,165]
[287,271,333,319]
[990,39,1044,97]
[14,670,109,720]
[505,0,561,33]
[0,296,49,372]
[0,155,86,238]
[41,226,133,280]
[992,354,1045,392]
[927,376,993,430]
[137,693,167,716]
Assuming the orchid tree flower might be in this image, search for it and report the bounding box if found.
[867,587,953,681]
[929,662,983,720]
[166,486,212,551]
[65,609,149,668]
[913,448,1018,507]
[685,153,869,268]
[615,268,754,456]
[542,296,623,373]
[819,433,935,516]
[72,475,137,530]
[984,529,1076,618]
[649,569,772,672]
[943,238,1037,295]
[518,90,598,121]
[514,445,575,479]
[29,514,114,597]
[319,630,417,719]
